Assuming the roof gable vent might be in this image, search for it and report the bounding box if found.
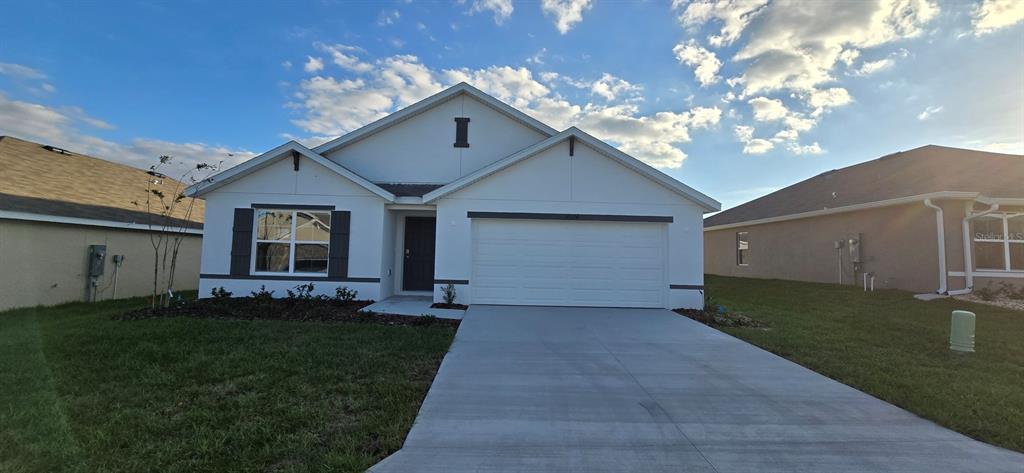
[41,145,72,156]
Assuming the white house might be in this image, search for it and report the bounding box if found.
[187,83,719,309]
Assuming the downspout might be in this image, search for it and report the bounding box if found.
[948,200,1000,295]
[922,199,947,294]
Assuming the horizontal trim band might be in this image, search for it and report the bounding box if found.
[947,271,1024,279]
[670,284,705,290]
[250,204,336,210]
[467,211,673,223]
[0,210,203,234]
[201,273,379,283]
[434,279,469,285]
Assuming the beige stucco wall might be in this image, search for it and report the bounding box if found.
[704,202,942,293]
[0,219,202,311]
[705,200,1024,294]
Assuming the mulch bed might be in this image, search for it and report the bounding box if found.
[429,302,468,310]
[117,298,460,328]
[674,308,767,328]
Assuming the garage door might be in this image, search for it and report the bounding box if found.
[471,219,667,307]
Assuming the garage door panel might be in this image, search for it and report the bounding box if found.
[471,219,667,308]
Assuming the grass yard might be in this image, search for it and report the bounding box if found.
[706,275,1024,453]
[0,296,456,473]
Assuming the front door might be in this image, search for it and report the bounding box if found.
[402,217,436,291]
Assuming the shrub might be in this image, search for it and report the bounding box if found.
[413,314,439,326]
[249,285,275,302]
[974,283,998,301]
[335,286,358,302]
[210,287,233,299]
[703,290,723,314]
[998,282,1024,301]
[287,283,316,300]
[442,283,457,305]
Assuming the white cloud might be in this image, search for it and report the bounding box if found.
[0,92,252,170]
[852,58,894,76]
[377,9,400,26]
[590,73,642,101]
[526,48,547,65]
[702,0,938,96]
[805,87,852,111]
[743,138,774,154]
[733,124,773,154]
[291,51,720,168]
[973,0,1024,35]
[281,60,293,69]
[734,124,754,142]
[467,0,514,24]
[315,43,374,73]
[304,56,324,73]
[747,96,788,121]
[0,62,47,80]
[674,0,770,47]
[541,0,593,34]
[917,105,943,120]
[773,128,798,141]
[787,142,824,155]
[673,40,722,86]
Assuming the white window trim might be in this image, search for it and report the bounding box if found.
[972,212,1024,272]
[736,231,749,267]
[251,209,331,276]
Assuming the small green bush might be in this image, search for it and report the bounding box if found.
[249,285,275,302]
[210,287,233,299]
[287,283,316,300]
[335,286,358,302]
[442,283,457,305]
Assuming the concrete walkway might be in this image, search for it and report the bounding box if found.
[371,306,1024,472]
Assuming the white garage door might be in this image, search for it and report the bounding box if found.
[471,219,667,307]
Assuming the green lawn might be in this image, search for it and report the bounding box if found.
[0,296,456,473]
[706,275,1024,453]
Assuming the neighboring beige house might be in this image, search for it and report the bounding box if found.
[705,145,1023,296]
[0,136,204,311]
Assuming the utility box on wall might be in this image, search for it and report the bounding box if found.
[88,245,107,277]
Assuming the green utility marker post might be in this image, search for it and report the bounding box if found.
[950,310,976,353]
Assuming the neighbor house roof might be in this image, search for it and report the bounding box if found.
[0,135,205,230]
[705,145,1024,228]
[422,127,721,212]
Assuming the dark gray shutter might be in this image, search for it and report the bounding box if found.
[328,210,351,279]
[230,208,254,276]
[454,117,470,148]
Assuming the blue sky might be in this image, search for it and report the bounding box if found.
[1,0,1021,210]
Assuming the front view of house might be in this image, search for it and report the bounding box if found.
[188,83,719,309]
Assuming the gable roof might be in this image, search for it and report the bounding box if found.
[422,127,721,212]
[0,135,204,229]
[312,82,558,156]
[704,145,1024,228]
[185,141,396,201]
[375,183,444,197]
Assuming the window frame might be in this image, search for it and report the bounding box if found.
[251,208,332,276]
[736,231,749,267]
[971,212,1024,272]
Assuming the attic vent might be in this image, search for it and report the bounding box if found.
[454,117,470,148]
[42,145,72,155]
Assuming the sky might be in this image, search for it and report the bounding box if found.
[0,0,1022,210]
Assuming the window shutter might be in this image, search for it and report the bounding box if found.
[454,117,470,148]
[230,208,254,276]
[328,210,351,279]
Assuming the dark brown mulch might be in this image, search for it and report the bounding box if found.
[674,308,767,328]
[429,302,468,310]
[117,298,460,328]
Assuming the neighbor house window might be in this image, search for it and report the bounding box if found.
[254,209,331,274]
[736,231,749,266]
[972,213,1024,271]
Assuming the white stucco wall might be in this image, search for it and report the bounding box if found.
[433,140,706,309]
[323,93,549,184]
[198,155,387,300]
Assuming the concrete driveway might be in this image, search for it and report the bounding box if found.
[372,306,1023,472]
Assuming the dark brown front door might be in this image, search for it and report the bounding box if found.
[402,217,436,291]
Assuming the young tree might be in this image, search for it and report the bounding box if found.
[134,155,221,308]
